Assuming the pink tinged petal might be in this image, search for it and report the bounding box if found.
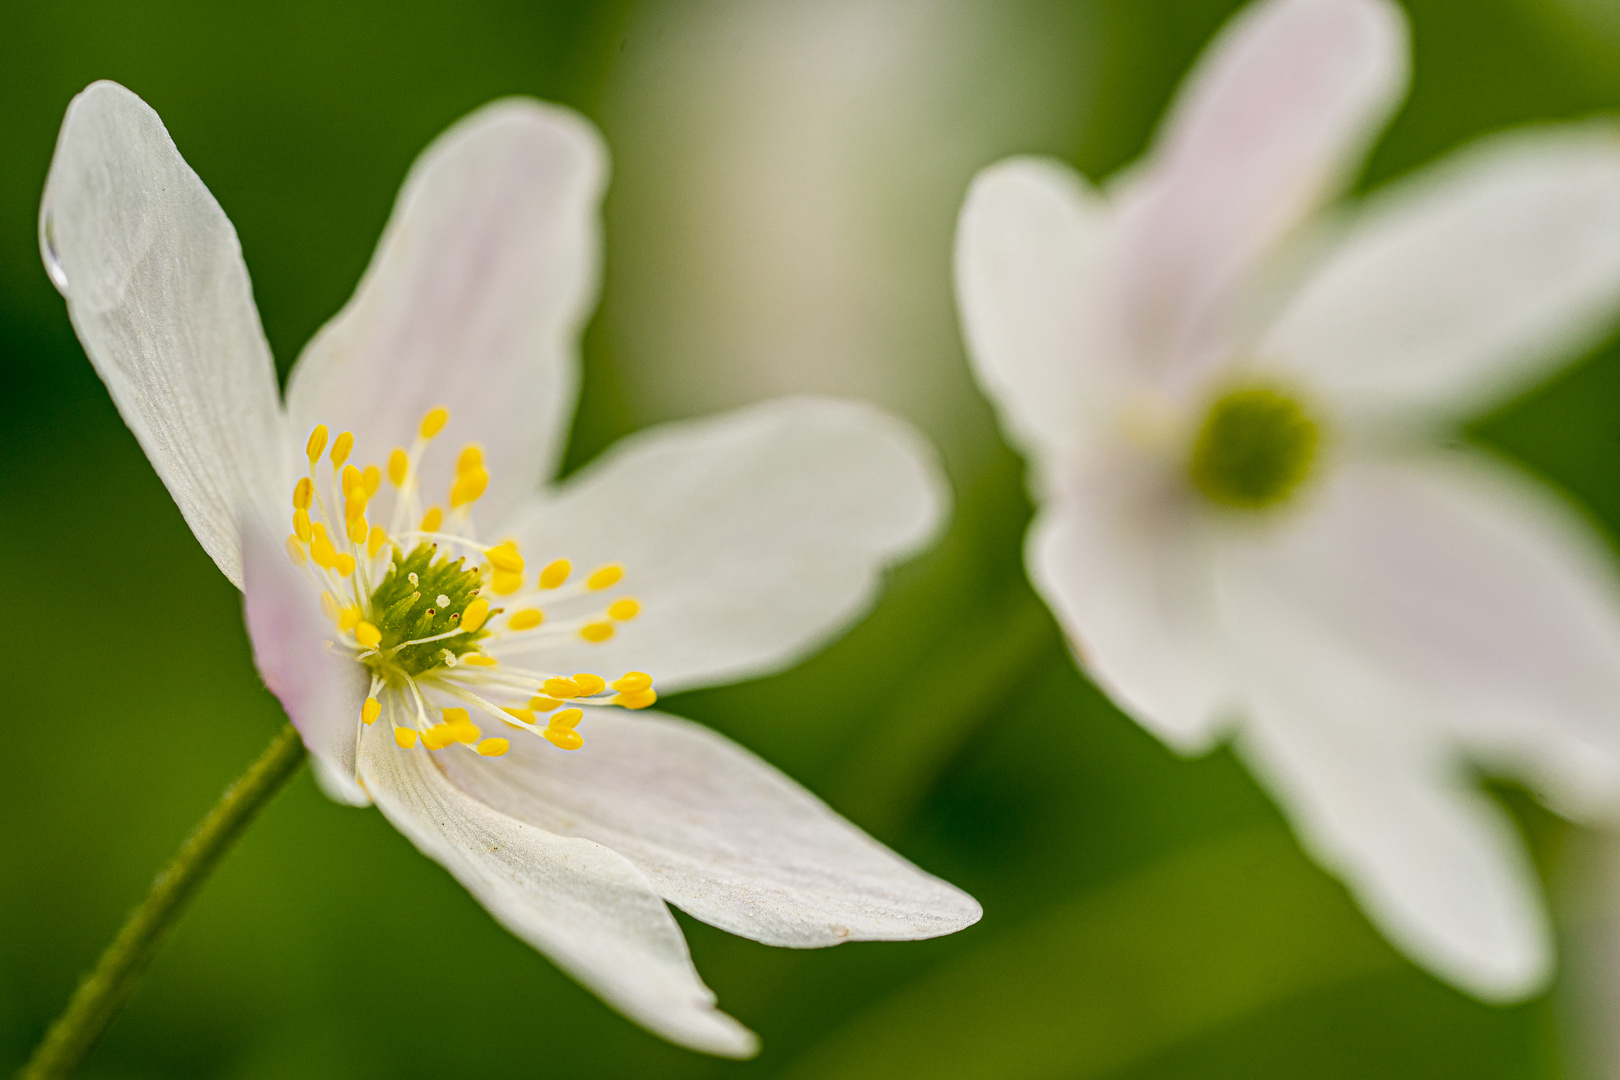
[240,519,370,806]
[1235,454,1620,816]
[285,99,606,523]
[1264,125,1620,426]
[438,710,981,947]
[1112,0,1408,390]
[954,157,1121,462]
[40,81,289,588]
[356,724,758,1058]
[1028,461,1230,753]
[500,397,947,692]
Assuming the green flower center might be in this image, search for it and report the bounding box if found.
[1187,385,1319,510]
[364,543,494,679]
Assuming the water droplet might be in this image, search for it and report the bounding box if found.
[41,212,68,292]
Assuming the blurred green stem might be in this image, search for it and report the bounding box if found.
[19,724,307,1080]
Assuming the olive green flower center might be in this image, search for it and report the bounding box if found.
[365,543,493,679]
[1187,385,1319,510]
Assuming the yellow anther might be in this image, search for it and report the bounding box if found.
[419,506,444,533]
[615,689,658,710]
[492,569,523,595]
[367,525,387,558]
[285,535,307,567]
[572,674,606,697]
[486,541,524,573]
[457,444,484,475]
[503,708,536,726]
[310,525,338,569]
[613,672,653,694]
[292,508,312,542]
[334,553,357,577]
[293,477,314,510]
[354,621,381,648]
[388,447,409,486]
[337,605,361,631]
[361,697,381,725]
[443,707,471,725]
[306,424,328,465]
[394,727,419,749]
[508,608,543,631]
[344,496,367,526]
[420,406,449,439]
[341,463,361,496]
[476,738,510,757]
[528,696,563,712]
[543,677,581,699]
[362,465,381,497]
[462,655,498,667]
[422,723,457,751]
[581,622,614,643]
[608,598,640,621]
[539,559,571,589]
[587,564,623,590]
[347,515,368,544]
[330,430,354,468]
[543,728,584,751]
[549,708,584,730]
[320,591,339,622]
[449,467,489,508]
[461,597,491,633]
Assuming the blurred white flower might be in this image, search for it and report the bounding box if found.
[42,81,979,1057]
[955,0,1620,999]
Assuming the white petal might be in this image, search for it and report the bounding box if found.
[499,397,947,691]
[954,157,1120,462]
[1230,453,1620,815]
[438,710,981,947]
[240,519,370,805]
[285,99,606,525]
[1112,0,1407,388]
[1027,460,1230,753]
[357,725,757,1057]
[40,81,289,588]
[1264,125,1620,426]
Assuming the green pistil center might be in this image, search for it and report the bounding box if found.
[1187,385,1319,510]
[365,543,493,678]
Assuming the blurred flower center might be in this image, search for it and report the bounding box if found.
[1187,385,1320,510]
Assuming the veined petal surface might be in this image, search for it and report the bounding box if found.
[40,80,288,587]
[357,723,758,1058]
[502,397,947,691]
[439,710,982,947]
[287,99,606,523]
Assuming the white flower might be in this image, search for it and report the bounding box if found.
[42,81,980,1057]
[954,0,1620,1000]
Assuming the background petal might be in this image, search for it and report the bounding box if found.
[1111,0,1408,392]
[240,519,370,805]
[285,98,606,524]
[39,81,289,587]
[438,710,982,947]
[1264,125,1620,427]
[500,396,948,691]
[357,725,758,1058]
[954,156,1120,462]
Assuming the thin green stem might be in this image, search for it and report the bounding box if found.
[19,724,307,1080]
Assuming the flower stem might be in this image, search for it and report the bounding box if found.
[18,724,308,1080]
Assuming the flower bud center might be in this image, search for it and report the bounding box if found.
[1188,385,1319,510]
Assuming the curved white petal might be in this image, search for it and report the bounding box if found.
[1265,125,1620,425]
[240,520,371,806]
[357,724,757,1057]
[954,157,1120,463]
[438,710,981,947]
[1028,460,1230,753]
[499,397,947,691]
[286,98,606,525]
[40,81,289,588]
[1112,0,1408,389]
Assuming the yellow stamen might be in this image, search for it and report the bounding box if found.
[587,564,623,590]
[449,468,488,508]
[330,430,354,468]
[418,506,444,533]
[388,447,409,486]
[293,477,314,510]
[341,463,362,496]
[615,689,658,710]
[572,673,606,696]
[476,738,510,757]
[422,723,457,751]
[355,621,381,648]
[491,569,523,596]
[543,728,583,751]
[461,598,491,633]
[508,608,543,631]
[394,727,419,749]
[457,445,484,474]
[528,696,563,711]
[305,424,328,465]
[543,677,581,699]
[362,464,381,497]
[309,524,338,569]
[361,697,381,725]
[367,525,387,558]
[539,559,571,589]
[503,708,535,726]
[292,508,312,542]
[285,536,307,566]
[334,553,357,577]
[550,708,584,730]
[347,515,368,544]
[420,407,449,439]
[338,605,361,631]
[319,591,339,622]
[581,622,614,643]
[608,598,640,621]
[486,541,524,573]
[613,672,653,693]
[462,655,498,668]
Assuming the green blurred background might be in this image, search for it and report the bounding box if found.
[5,0,1620,1077]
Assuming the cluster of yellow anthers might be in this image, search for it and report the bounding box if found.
[281,406,657,760]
